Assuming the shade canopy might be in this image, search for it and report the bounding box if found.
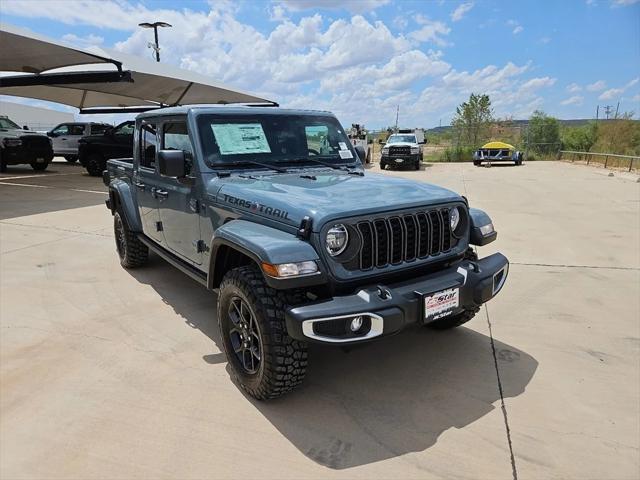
[0,23,276,111]
[481,141,515,150]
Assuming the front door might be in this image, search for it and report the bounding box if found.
[50,124,71,154]
[110,121,135,159]
[156,120,202,265]
[134,121,163,244]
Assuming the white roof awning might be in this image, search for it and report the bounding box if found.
[0,23,277,112]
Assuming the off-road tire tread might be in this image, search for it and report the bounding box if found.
[114,211,148,268]
[86,153,105,176]
[218,266,308,400]
[30,162,49,171]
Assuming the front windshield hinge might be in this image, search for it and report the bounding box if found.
[297,216,313,240]
[216,171,231,178]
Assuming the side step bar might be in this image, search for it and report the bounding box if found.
[137,234,208,287]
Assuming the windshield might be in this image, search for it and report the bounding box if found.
[387,135,416,144]
[197,114,356,168]
[0,117,21,130]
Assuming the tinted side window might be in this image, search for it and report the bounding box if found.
[91,124,109,135]
[163,122,193,154]
[115,123,134,136]
[52,124,69,135]
[69,124,85,135]
[140,123,157,170]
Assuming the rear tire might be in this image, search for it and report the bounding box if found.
[64,155,78,163]
[85,153,105,176]
[380,162,387,170]
[114,211,148,268]
[473,160,481,166]
[414,160,420,170]
[218,266,307,400]
[30,161,49,171]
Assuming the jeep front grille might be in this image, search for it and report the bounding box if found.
[355,208,454,270]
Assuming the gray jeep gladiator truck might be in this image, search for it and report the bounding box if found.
[104,106,508,400]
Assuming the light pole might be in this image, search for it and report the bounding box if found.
[138,22,172,62]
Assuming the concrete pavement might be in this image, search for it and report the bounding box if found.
[1,160,638,479]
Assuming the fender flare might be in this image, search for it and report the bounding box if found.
[469,208,497,246]
[108,179,143,232]
[207,219,324,289]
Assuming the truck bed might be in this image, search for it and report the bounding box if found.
[104,158,133,185]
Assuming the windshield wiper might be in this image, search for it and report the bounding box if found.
[286,157,355,171]
[226,160,288,173]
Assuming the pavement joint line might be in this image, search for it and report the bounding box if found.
[0,220,111,238]
[484,303,518,480]
[510,261,639,271]
[0,172,83,181]
[0,181,105,195]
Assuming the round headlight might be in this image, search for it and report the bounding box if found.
[326,224,349,256]
[450,207,460,231]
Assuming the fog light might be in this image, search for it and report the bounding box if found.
[350,316,364,332]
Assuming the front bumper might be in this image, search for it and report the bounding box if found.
[286,252,508,344]
[2,145,53,165]
[381,153,420,165]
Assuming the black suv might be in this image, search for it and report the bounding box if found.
[78,120,134,176]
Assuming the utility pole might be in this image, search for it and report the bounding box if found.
[138,21,172,62]
[394,105,399,132]
[603,105,614,120]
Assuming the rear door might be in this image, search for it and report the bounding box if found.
[65,124,85,154]
[156,119,203,265]
[133,121,163,244]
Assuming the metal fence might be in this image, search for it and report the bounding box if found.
[558,150,639,172]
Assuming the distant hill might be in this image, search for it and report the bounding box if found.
[425,118,619,135]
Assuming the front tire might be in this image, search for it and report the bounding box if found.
[85,153,105,176]
[30,161,49,171]
[218,266,307,400]
[114,211,148,268]
[0,151,6,173]
[64,155,78,163]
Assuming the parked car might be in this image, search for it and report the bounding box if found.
[47,122,111,163]
[381,132,423,170]
[78,120,134,176]
[473,141,523,166]
[0,115,53,172]
[103,106,508,400]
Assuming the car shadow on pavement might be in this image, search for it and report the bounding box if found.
[128,255,538,470]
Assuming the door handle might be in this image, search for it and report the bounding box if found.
[155,189,168,198]
[134,181,145,189]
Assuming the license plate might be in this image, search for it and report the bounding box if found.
[424,288,459,321]
[36,157,44,163]
[394,158,404,163]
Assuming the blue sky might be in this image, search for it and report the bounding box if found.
[1,0,638,128]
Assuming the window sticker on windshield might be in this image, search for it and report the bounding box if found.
[339,150,353,159]
[339,142,348,150]
[211,123,271,155]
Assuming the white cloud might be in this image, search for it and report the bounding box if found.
[277,0,391,14]
[561,95,584,106]
[512,25,523,34]
[451,2,474,21]
[506,19,523,34]
[611,0,640,6]
[566,83,582,93]
[586,80,607,91]
[393,16,409,30]
[539,36,551,44]
[632,93,640,102]
[269,4,288,22]
[61,33,104,48]
[597,77,640,100]
[409,15,451,46]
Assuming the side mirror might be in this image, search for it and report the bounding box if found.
[158,150,186,177]
[23,125,29,130]
[354,145,366,162]
[46,131,54,137]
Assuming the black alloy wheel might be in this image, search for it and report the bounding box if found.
[227,296,262,375]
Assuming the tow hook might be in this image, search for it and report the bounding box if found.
[377,285,391,300]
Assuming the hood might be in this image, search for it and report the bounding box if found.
[385,142,418,147]
[0,128,47,139]
[209,170,461,230]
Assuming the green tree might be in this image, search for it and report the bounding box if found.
[562,122,598,152]
[451,93,494,147]
[528,110,560,155]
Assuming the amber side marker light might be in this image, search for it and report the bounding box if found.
[261,261,318,278]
